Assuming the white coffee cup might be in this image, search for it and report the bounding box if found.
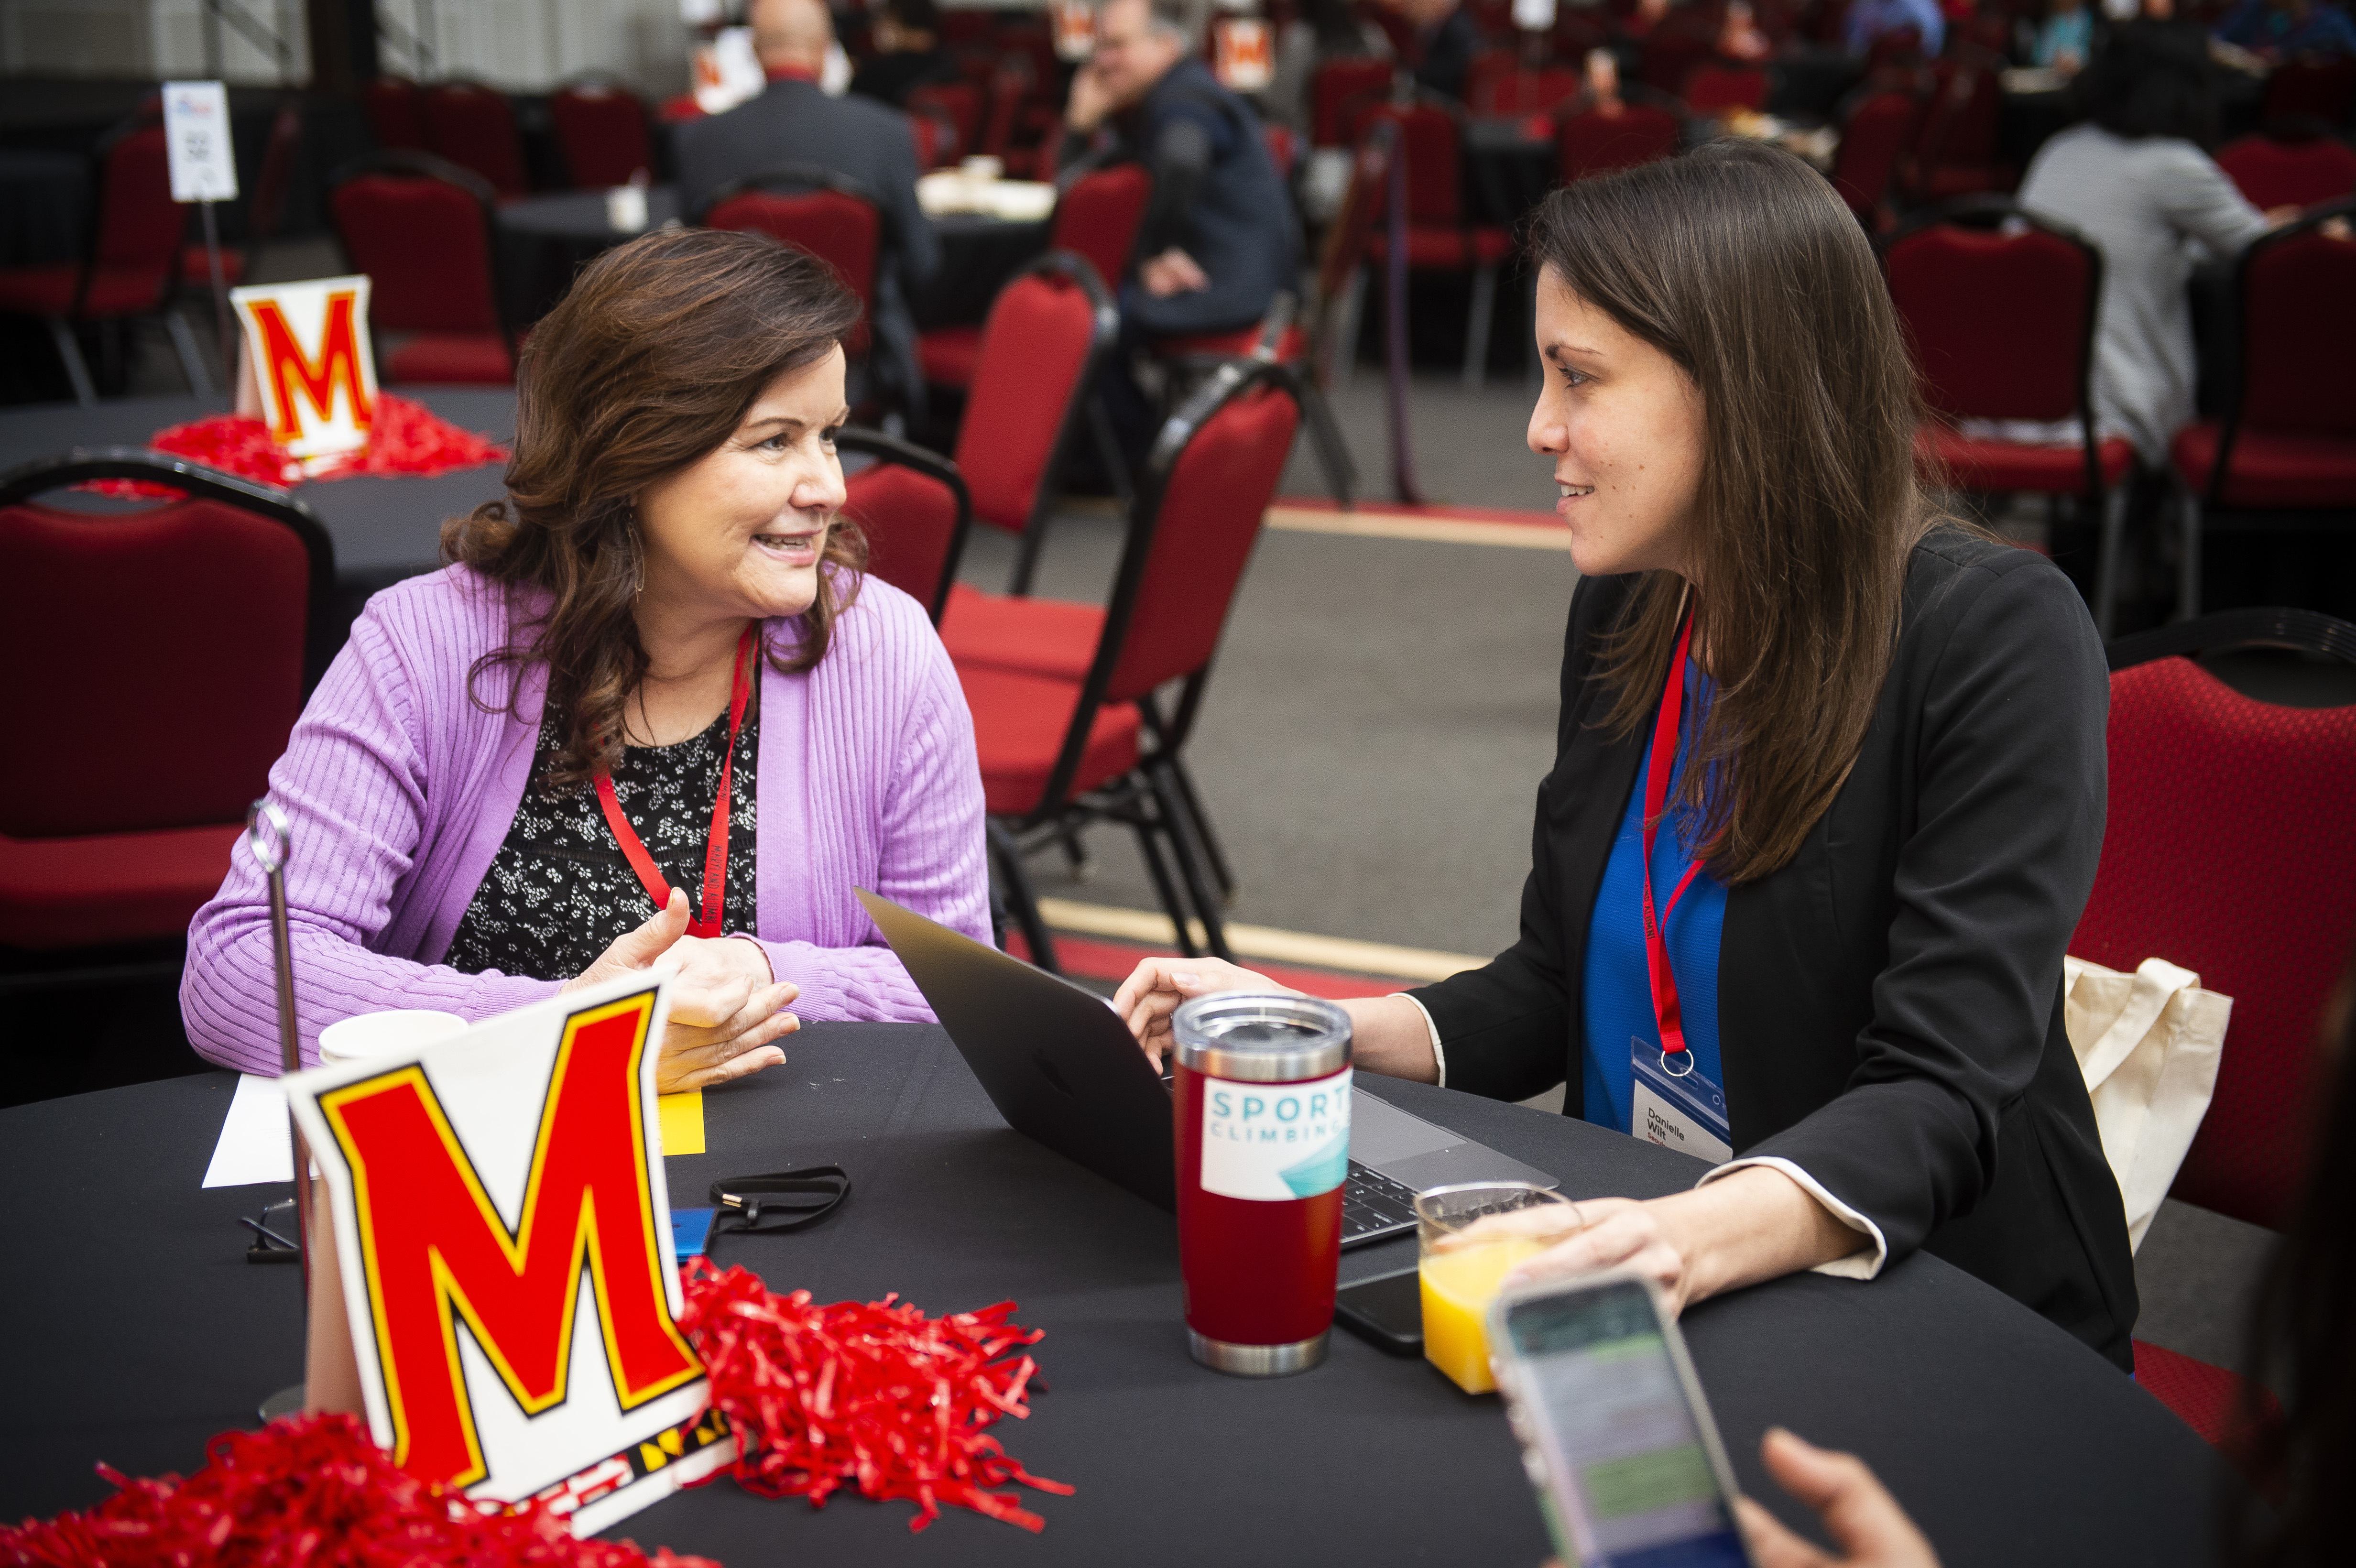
[606,183,650,232]
[318,1008,468,1064]
[960,154,1003,183]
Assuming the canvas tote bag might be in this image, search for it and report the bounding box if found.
[2062,955,2232,1251]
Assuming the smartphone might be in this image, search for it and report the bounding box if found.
[1332,1267,1424,1356]
[1488,1273,1754,1568]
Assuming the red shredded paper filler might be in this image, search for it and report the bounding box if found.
[0,1413,714,1568]
[83,394,506,498]
[678,1258,1074,1534]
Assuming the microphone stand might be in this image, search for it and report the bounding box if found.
[247,799,312,1423]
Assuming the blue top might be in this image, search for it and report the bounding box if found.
[1579,660,1729,1135]
[2216,0,2356,56]
[1844,0,1946,57]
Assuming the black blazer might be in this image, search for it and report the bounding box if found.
[1412,530,2139,1370]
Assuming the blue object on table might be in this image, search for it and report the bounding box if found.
[672,1206,716,1259]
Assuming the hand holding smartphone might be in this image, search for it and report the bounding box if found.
[1488,1272,1755,1568]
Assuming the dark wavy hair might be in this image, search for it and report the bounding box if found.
[443,227,865,790]
[2071,22,2221,147]
[1526,142,1934,885]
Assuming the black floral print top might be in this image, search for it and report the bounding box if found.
[446,698,759,980]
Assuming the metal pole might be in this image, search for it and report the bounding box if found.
[247,800,310,1421]
[200,199,235,389]
[1382,126,1424,506]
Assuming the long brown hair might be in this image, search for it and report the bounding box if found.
[1529,141,1935,884]
[444,226,866,789]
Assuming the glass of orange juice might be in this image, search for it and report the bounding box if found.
[1416,1183,1580,1394]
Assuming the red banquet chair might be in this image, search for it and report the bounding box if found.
[362,76,425,151]
[421,81,531,200]
[917,163,1150,392]
[1311,57,1395,148]
[2262,56,2356,133]
[965,359,1304,970]
[329,152,518,384]
[2077,608,2356,1444]
[2214,131,2356,213]
[1681,63,1769,115]
[1831,89,1922,230]
[0,448,333,968]
[1557,101,1682,182]
[1905,62,2011,201]
[1468,54,1584,115]
[0,117,210,406]
[550,78,656,188]
[908,82,986,161]
[1882,200,2138,632]
[698,164,888,359]
[1361,101,1514,389]
[837,427,972,623]
[929,251,1119,600]
[2170,200,2356,620]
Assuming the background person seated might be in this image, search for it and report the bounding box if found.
[1844,0,1944,57]
[181,229,989,1088]
[1058,0,1299,471]
[1382,0,1481,102]
[675,0,938,417]
[849,0,961,109]
[2214,0,2356,58]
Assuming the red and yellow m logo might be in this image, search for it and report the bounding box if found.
[248,288,372,446]
[318,992,701,1488]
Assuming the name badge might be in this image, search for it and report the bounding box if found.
[1629,1038,1732,1166]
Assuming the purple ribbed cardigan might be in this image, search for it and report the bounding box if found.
[182,565,990,1075]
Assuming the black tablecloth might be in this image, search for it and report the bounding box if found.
[497,186,689,325]
[911,211,1052,329]
[0,1024,2227,1566]
[0,388,514,581]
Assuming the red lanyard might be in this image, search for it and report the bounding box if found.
[1640,608,1704,1062]
[594,624,756,940]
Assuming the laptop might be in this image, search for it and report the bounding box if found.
[857,890,1560,1245]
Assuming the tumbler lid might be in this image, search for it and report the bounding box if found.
[1173,993,1351,1083]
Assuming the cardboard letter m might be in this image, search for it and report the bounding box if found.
[289,972,734,1534]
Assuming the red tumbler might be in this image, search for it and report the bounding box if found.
[1172,993,1353,1376]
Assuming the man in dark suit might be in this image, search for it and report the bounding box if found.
[1059,0,1299,468]
[676,0,938,418]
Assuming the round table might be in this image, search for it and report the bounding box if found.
[0,388,515,586]
[0,1024,2227,1567]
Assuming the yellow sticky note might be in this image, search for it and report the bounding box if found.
[657,1090,705,1155]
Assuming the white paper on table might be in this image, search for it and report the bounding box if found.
[203,1072,293,1187]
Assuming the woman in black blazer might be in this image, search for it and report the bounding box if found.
[1116,141,2138,1368]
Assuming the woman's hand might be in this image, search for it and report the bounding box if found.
[1478,1167,1869,1316]
[564,889,800,1093]
[1110,957,1285,1067]
[1736,1429,1942,1568]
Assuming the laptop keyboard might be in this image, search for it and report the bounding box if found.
[1341,1162,1420,1245]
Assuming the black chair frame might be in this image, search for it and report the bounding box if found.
[2176,196,2356,619]
[1881,196,2135,633]
[989,358,1309,972]
[325,149,520,378]
[835,425,973,625]
[2106,606,2356,672]
[0,446,339,692]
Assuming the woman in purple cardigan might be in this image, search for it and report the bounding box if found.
[183,229,990,1090]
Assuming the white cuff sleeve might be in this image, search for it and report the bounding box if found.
[1393,992,1446,1089]
[1698,1156,1888,1281]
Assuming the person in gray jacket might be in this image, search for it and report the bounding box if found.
[676,0,938,417]
[2018,25,2291,464]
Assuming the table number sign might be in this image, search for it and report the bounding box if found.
[162,81,238,203]
[283,968,735,1536]
[229,275,379,462]
[1050,0,1095,61]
